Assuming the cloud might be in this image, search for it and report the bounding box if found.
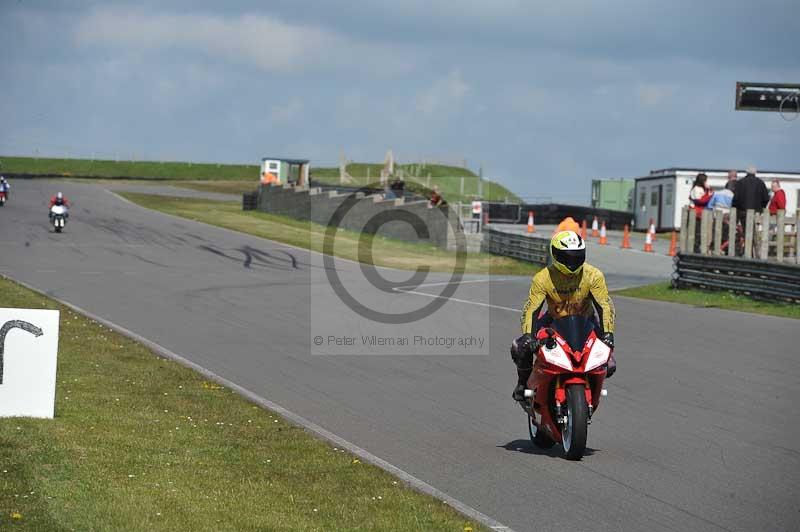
[73,7,413,73]
[415,70,469,116]
[270,98,304,124]
[637,84,674,106]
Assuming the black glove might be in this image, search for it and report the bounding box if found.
[606,354,616,378]
[600,332,614,350]
[517,333,534,353]
[510,333,535,366]
[601,333,616,378]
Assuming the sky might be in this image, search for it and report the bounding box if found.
[1,0,798,202]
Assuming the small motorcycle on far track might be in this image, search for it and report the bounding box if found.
[519,316,612,460]
[50,205,68,232]
[0,191,6,207]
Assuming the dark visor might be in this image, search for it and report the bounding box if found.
[553,247,585,271]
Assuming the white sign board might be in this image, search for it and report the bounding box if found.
[0,308,60,418]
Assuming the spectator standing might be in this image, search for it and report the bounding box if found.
[428,185,443,208]
[732,165,770,213]
[725,170,738,193]
[389,178,405,199]
[768,180,786,215]
[689,173,713,215]
[383,181,396,200]
[707,186,734,252]
[471,200,482,220]
[689,173,712,252]
[707,187,733,211]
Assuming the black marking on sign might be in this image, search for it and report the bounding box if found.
[0,320,44,385]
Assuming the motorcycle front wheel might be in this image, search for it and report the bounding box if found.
[562,384,588,460]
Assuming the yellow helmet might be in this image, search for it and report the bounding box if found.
[550,230,586,275]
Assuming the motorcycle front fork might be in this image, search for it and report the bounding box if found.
[553,378,593,426]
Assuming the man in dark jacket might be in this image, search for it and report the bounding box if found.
[732,166,770,212]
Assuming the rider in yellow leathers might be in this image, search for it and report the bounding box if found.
[511,230,616,401]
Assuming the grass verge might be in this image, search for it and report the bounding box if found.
[613,282,800,319]
[2,155,519,203]
[0,276,486,531]
[118,192,540,276]
[67,179,258,196]
[1,156,257,180]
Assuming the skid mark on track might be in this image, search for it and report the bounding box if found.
[197,244,303,272]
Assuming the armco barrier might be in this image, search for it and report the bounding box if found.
[673,252,800,303]
[521,203,633,231]
[255,183,458,249]
[481,226,550,265]
[242,191,258,211]
[484,202,522,224]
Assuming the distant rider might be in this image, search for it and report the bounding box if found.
[0,176,9,198]
[49,191,70,208]
[511,230,616,401]
[49,192,70,219]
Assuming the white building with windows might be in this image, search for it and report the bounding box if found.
[633,168,800,231]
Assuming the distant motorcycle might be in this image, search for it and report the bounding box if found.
[519,316,612,460]
[50,205,68,232]
[0,191,6,207]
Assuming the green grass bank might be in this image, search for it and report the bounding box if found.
[0,276,486,531]
[613,282,800,319]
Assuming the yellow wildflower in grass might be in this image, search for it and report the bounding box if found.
[201,381,223,390]
[10,511,23,520]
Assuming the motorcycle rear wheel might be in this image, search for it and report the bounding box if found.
[562,384,588,460]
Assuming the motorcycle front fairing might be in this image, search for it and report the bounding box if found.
[527,316,610,440]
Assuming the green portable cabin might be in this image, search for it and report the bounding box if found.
[591,179,634,212]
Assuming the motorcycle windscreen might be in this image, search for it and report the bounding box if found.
[551,316,596,352]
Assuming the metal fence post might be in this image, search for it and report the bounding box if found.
[679,206,689,253]
[744,210,755,259]
[795,213,800,265]
[759,212,771,260]
[776,209,785,263]
[727,208,737,257]
[713,210,723,255]
[700,209,712,255]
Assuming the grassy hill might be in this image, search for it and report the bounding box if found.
[0,155,257,180]
[311,163,520,203]
[0,155,520,203]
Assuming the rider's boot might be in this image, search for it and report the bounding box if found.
[512,367,532,401]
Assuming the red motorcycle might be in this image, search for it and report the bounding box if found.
[0,191,6,207]
[520,316,611,460]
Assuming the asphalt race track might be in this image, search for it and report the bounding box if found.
[3,181,799,532]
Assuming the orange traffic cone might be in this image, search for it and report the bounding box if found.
[580,219,588,240]
[591,216,599,237]
[621,224,631,249]
[599,221,608,245]
[527,211,535,233]
[643,228,654,252]
[668,230,677,256]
